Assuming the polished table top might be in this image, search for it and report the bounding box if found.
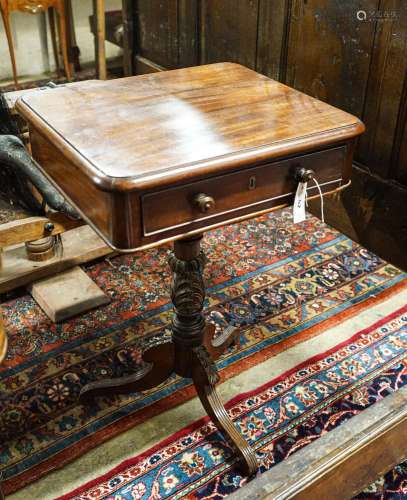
[16,63,364,251]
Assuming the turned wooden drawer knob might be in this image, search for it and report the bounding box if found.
[296,167,315,182]
[194,193,215,213]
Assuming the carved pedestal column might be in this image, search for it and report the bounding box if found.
[169,236,207,378]
[169,236,258,476]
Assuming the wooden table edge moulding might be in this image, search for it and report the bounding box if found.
[16,63,365,476]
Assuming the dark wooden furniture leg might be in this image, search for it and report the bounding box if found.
[80,235,258,476]
[48,8,61,77]
[170,236,258,476]
[79,341,175,400]
[65,0,81,73]
[55,0,72,81]
[203,323,240,360]
[192,347,258,476]
[122,0,134,76]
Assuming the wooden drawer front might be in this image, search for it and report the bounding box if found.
[142,146,346,236]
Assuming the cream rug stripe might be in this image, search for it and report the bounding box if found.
[10,287,407,500]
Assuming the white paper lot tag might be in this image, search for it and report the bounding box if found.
[293,181,307,223]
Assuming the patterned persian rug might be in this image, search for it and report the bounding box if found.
[356,462,407,499]
[60,305,407,499]
[1,210,406,495]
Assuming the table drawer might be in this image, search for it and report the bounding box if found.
[142,146,346,236]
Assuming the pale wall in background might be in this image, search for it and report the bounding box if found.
[0,0,122,81]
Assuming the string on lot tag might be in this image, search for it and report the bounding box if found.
[293,174,325,224]
[312,176,325,223]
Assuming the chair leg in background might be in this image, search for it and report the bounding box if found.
[0,5,19,88]
[48,8,61,76]
[56,1,71,80]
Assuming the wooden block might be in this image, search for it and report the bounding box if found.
[0,225,112,294]
[28,266,110,322]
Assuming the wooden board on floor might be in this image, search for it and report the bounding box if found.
[231,385,407,499]
[0,225,112,294]
[28,265,110,322]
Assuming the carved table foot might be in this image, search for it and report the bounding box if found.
[203,322,240,361]
[79,341,174,401]
[192,345,258,476]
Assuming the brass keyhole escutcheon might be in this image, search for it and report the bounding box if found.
[194,193,216,213]
[249,176,256,190]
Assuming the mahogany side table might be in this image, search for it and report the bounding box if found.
[16,63,365,475]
